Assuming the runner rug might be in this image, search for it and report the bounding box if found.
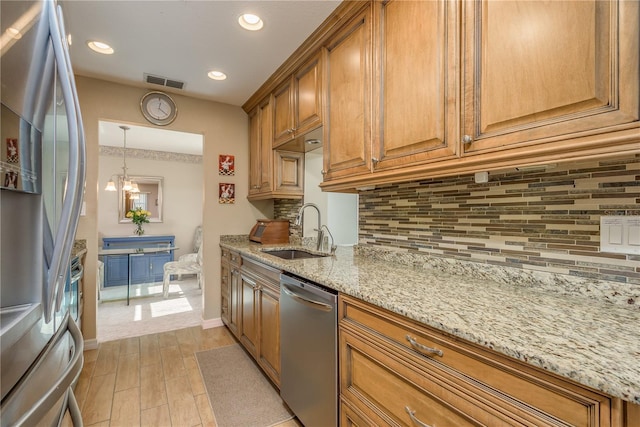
[195,344,294,427]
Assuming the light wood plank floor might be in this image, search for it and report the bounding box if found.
[75,325,302,427]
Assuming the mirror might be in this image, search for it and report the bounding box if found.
[118,175,164,223]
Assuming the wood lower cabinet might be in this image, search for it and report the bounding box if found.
[339,294,623,426]
[220,248,241,336]
[236,257,282,387]
[240,272,259,357]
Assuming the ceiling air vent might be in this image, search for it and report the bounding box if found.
[144,73,185,90]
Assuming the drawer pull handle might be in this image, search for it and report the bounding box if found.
[406,335,443,357]
[405,406,433,427]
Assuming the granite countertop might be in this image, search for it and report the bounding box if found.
[220,236,640,405]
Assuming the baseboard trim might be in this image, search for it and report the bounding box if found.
[202,317,224,329]
[84,338,99,350]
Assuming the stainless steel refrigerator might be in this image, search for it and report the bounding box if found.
[1,0,86,425]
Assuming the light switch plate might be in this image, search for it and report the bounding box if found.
[600,216,640,255]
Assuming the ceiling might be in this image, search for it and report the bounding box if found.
[63,0,341,107]
[99,121,204,155]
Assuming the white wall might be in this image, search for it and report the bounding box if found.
[304,148,358,245]
[98,153,203,259]
[303,149,327,237]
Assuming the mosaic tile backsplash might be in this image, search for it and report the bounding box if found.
[359,155,640,285]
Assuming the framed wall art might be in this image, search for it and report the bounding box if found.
[219,154,235,176]
[219,183,235,204]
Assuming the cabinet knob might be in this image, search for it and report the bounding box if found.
[462,134,473,144]
[321,170,327,175]
[371,157,379,165]
[252,185,260,189]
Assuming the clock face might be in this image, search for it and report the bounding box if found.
[140,92,177,126]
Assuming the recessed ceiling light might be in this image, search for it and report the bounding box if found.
[208,70,227,81]
[87,40,114,54]
[6,27,22,40]
[238,13,263,31]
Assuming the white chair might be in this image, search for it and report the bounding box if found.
[177,226,202,280]
[163,243,202,298]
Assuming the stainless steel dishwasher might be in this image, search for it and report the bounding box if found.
[280,272,338,427]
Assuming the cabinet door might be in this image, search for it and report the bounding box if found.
[258,284,280,386]
[220,259,230,326]
[372,0,459,172]
[248,107,262,195]
[103,255,128,287]
[462,0,640,155]
[229,266,241,338]
[248,97,274,198]
[323,5,372,181]
[129,254,150,284]
[274,150,304,196]
[273,79,294,146]
[240,273,258,357]
[294,53,323,137]
[150,252,171,282]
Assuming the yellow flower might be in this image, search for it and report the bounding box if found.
[128,207,150,225]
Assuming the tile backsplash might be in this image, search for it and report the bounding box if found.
[359,155,640,285]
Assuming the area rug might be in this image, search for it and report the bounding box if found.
[196,344,294,427]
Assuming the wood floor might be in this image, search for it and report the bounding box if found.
[75,325,301,427]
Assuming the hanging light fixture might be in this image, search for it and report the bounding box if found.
[105,125,135,191]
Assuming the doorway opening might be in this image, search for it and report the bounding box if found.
[96,120,204,342]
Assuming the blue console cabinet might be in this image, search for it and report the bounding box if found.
[100,235,175,287]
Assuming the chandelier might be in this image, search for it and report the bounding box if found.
[104,125,139,196]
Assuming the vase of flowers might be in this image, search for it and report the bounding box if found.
[127,207,151,236]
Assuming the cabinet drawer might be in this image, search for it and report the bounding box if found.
[340,295,613,426]
[221,248,241,266]
[341,329,525,426]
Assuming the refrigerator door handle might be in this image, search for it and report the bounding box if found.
[5,313,84,427]
[65,387,83,426]
[45,0,86,321]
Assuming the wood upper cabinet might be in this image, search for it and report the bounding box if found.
[274,150,304,195]
[273,53,324,147]
[273,80,294,146]
[248,95,304,201]
[323,0,460,183]
[322,4,372,182]
[461,0,640,156]
[371,0,459,172]
[248,97,273,199]
[294,53,323,138]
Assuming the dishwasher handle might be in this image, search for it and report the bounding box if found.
[282,285,333,312]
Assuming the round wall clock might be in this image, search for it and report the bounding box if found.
[140,91,178,126]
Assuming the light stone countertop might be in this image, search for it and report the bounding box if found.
[220,237,640,405]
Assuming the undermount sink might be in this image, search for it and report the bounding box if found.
[262,249,329,260]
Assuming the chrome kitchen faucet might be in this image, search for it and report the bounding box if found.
[294,203,337,254]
